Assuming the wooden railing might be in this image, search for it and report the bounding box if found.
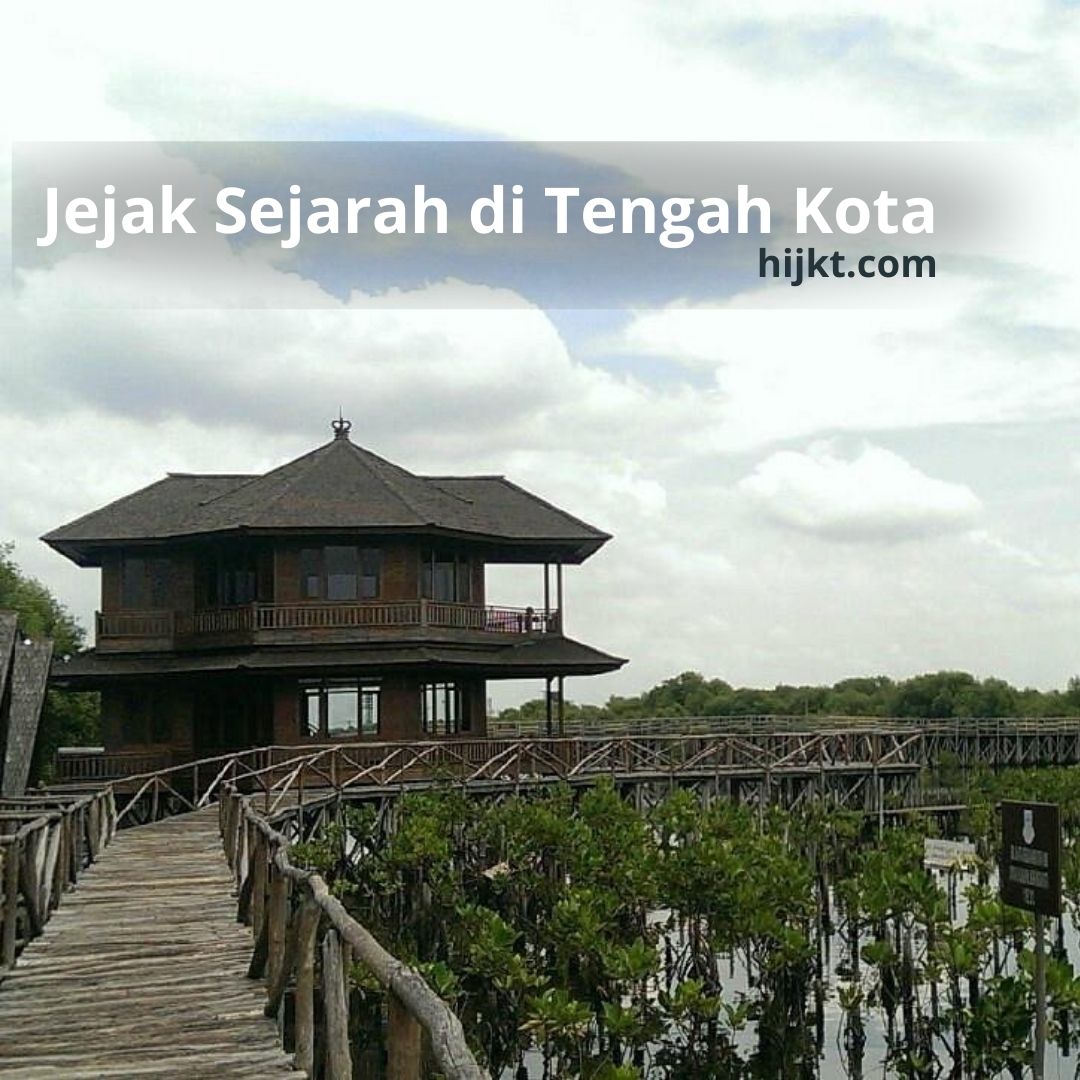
[54,748,176,784]
[0,790,115,969]
[220,788,487,1079]
[491,712,1080,738]
[95,609,174,640]
[96,601,560,650]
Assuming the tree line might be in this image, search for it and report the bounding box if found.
[498,669,1080,726]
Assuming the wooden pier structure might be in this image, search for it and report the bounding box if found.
[4,718,1080,1076]
[0,807,303,1077]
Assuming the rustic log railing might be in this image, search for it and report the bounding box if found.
[0,789,115,969]
[220,787,488,1079]
[49,730,929,834]
[46,716,1080,837]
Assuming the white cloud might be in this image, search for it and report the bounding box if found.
[738,442,982,541]
[4,0,1080,705]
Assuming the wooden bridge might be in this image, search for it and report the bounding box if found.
[0,806,303,1077]
[4,719,1080,1076]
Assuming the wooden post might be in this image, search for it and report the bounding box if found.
[50,819,65,911]
[2,839,20,968]
[265,863,289,994]
[230,797,244,884]
[106,789,118,843]
[73,806,84,874]
[250,830,267,940]
[387,993,423,1080]
[1035,911,1047,1079]
[293,895,320,1074]
[322,929,353,1078]
[556,560,563,632]
[86,800,99,862]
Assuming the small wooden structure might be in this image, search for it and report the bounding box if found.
[44,420,624,762]
[0,612,53,798]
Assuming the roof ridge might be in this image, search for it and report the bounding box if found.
[194,443,329,511]
[495,476,612,539]
[345,441,475,517]
[167,471,257,479]
[421,473,506,480]
[343,441,428,520]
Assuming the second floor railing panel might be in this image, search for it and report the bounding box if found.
[96,601,561,650]
[96,610,175,645]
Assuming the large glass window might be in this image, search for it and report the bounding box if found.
[421,551,472,603]
[421,681,469,735]
[300,547,381,600]
[300,680,381,737]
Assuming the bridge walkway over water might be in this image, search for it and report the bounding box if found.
[0,807,303,1078]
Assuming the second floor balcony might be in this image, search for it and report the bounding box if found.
[95,600,561,653]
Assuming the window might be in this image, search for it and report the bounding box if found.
[421,682,469,735]
[299,547,382,600]
[120,556,172,609]
[421,551,472,603]
[300,680,381,737]
[326,546,358,600]
[197,549,264,608]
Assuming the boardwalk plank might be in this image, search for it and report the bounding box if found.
[0,808,304,1077]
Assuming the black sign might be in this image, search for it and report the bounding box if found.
[1000,801,1061,916]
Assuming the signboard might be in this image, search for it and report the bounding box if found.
[1000,801,1061,916]
[923,837,976,870]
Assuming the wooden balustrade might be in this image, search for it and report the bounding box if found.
[0,789,115,969]
[54,748,175,784]
[95,610,175,639]
[97,601,560,651]
[220,789,488,1080]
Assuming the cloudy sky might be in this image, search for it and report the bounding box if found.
[3,2,1080,706]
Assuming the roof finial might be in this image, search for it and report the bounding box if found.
[331,411,352,441]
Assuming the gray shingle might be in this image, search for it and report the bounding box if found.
[43,435,609,562]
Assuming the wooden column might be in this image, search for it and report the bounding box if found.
[387,993,423,1080]
[322,930,353,1078]
[250,829,267,938]
[556,560,563,632]
[2,839,19,968]
[265,865,289,993]
[292,896,320,1074]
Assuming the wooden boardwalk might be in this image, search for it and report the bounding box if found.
[0,808,304,1078]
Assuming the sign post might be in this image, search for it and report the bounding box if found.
[999,800,1061,1080]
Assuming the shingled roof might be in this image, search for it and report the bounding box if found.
[43,424,610,565]
[51,634,625,684]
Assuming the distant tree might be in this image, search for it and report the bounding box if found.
[497,668,1079,728]
[0,543,99,782]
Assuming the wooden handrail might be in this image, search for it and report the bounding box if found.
[97,601,562,650]
[220,788,488,1079]
[0,789,115,969]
